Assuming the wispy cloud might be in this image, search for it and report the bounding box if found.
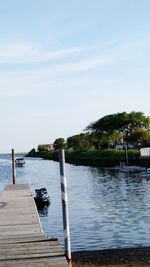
[2,36,146,99]
[0,42,85,64]
[0,38,134,67]
[56,56,113,72]
[0,54,113,97]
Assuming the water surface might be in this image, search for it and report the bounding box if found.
[0,154,150,251]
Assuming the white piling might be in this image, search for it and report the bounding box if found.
[59,149,71,261]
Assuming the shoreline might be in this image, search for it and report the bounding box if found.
[26,149,143,168]
[71,247,150,266]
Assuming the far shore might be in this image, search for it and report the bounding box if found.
[25,148,149,168]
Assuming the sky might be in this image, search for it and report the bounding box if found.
[0,0,150,152]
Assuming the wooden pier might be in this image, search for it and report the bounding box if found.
[0,184,68,266]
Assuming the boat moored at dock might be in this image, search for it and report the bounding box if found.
[34,187,50,205]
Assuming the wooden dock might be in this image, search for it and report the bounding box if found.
[0,184,68,266]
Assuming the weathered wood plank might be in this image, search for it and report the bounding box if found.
[0,241,58,247]
[0,245,62,253]
[0,256,68,267]
[0,236,51,243]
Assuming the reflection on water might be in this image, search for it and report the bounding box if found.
[36,203,50,217]
[0,155,150,251]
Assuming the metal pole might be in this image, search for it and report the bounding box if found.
[12,149,16,184]
[59,149,71,261]
[124,145,128,165]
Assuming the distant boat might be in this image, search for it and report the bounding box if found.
[15,158,25,167]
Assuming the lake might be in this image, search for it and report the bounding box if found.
[0,154,150,251]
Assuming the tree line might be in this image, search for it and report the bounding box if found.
[38,111,150,152]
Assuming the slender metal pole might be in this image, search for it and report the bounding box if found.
[59,149,71,261]
[12,149,16,184]
[124,145,128,165]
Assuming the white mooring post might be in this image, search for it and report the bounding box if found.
[59,149,71,262]
[12,149,16,184]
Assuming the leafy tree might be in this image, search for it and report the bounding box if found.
[127,128,150,148]
[83,133,99,150]
[28,148,36,156]
[66,132,111,150]
[38,145,50,152]
[67,134,88,150]
[108,130,123,148]
[30,148,36,153]
[92,132,109,149]
[53,138,66,150]
[129,112,150,129]
[86,112,150,145]
[143,131,150,147]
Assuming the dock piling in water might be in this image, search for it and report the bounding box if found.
[59,149,72,262]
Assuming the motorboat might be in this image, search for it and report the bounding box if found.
[34,188,50,205]
[15,158,25,167]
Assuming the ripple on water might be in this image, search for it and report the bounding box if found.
[0,155,150,251]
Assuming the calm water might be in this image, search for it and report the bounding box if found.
[0,154,150,251]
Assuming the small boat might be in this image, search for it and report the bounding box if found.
[34,188,50,205]
[15,158,25,167]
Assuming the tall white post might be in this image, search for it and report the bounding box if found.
[59,149,71,261]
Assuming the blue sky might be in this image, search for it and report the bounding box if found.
[0,0,150,152]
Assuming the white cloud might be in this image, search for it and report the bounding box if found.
[55,56,113,72]
[0,42,85,63]
[0,43,36,63]
[0,53,114,96]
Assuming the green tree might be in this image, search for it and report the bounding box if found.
[127,128,150,148]
[92,132,109,149]
[86,111,150,146]
[53,138,66,150]
[108,130,123,148]
[28,148,36,156]
[67,134,88,150]
[83,133,99,150]
[38,145,50,152]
